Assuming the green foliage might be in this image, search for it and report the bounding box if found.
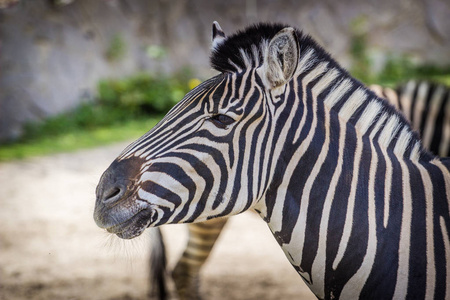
[20,102,134,143]
[373,56,450,87]
[146,45,168,60]
[21,71,192,142]
[106,34,127,62]
[349,17,450,86]
[349,17,372,84]
[97,71,192,115]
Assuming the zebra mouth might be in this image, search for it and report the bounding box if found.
[106,209,155,239]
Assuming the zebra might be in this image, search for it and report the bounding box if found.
[94,22,450,299]
[370,81,450,157]
[150,80,450,300]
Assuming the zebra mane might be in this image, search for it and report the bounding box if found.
[210,23,278,73]
[358,88,428,160]
[211,23,323,73]
[210,23,346,74]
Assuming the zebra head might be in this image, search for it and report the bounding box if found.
[94,22,300,239]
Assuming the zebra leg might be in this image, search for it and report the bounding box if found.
[172,218,228,300]
[149,227,168,300]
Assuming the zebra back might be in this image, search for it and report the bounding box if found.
[370,81,450,157]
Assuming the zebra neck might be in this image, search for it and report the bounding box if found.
[256,50,431,225]
[254,54,450,298]
[258,53,434,229]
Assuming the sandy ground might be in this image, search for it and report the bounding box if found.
[0,142,316,300]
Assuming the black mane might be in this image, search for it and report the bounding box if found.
[210,23,335,73]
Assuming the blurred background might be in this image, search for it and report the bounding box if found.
[0,0,449,299]
[1,0,449,150]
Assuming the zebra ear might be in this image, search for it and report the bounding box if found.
[263,27,299,89]
[212,21,226,50]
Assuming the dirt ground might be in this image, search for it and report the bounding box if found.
[0,142,315,300]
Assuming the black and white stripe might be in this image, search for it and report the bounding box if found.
[94,22,450,300]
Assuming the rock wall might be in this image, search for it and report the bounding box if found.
[1,0,449,141]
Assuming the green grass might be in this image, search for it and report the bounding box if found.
[0,117,161,162]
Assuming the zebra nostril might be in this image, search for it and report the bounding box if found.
[102,185,124,205]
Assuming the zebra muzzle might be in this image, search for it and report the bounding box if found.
[104,208,154,239]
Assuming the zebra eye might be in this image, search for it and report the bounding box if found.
[209,114,235,128]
